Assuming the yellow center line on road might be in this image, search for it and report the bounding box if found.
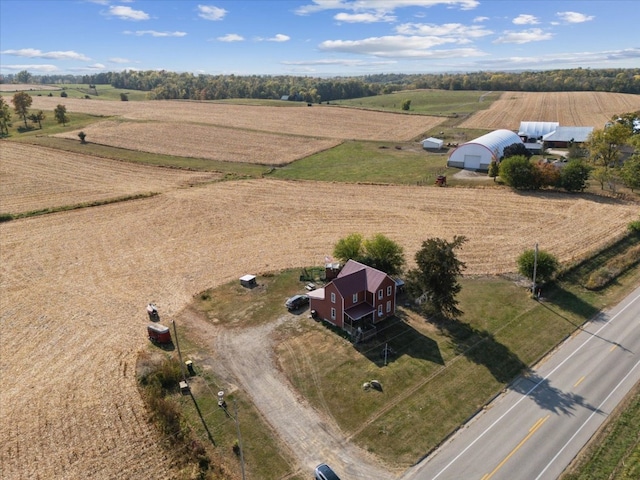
[610,344,618,352]
[481,415,550,480]
[573,375,586,388]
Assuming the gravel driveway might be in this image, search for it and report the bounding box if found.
[181,307,397,479]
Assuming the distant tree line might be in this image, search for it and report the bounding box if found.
[2,68,639,102]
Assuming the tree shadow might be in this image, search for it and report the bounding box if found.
[511,371,603,417]
[435,316,527,384]
[354,314,444,367]
[541,283,600,323]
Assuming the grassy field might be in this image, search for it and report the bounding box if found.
[560,381,640,480]
[0,83,149,101]
[332,89,502,117]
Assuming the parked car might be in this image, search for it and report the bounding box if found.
[285,294,309,311]
[314,463,340,480]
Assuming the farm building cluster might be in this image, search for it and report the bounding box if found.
[445,121,594,171]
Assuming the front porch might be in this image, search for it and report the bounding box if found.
[343,303,377,343]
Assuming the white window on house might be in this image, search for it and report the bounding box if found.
[331,292,336,303]
[352,293,358,303]
[331,308,336,320]
[387,285,392,296]
[378,305,383,317]
[387,300,392,313]
[378,289,383,300]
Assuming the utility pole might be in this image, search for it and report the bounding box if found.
[532,243,538,299]
[172,319,187,381]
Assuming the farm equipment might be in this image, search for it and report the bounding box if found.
[147,323,171,344]
[435,175,447,187]
[146,303,159,320]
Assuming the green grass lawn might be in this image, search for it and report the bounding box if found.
[1,84,149,101]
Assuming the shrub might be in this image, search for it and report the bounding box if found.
[60,91,67,97]
[629,220,640,234]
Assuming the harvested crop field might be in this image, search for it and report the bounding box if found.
[29,96,443,142]
[1,155,638,478]
[458,91,640,130]
[0,83,61,92]
[53,120,342,165]
[0,142,222,214]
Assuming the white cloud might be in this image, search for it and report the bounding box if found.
[473,16,489,23]
[197,5,227,21]
[513,14,539,25]
[124,30,187,37]
[282,58,397,67]
[109,57,130,64]
[267,34,290,42]
[105,5,150,21]
[396,22,492,40]
[0,48,91,61]
[556,11,594,23]
[0,64,59,72]
[494,28,553,44]
[319,35,485,58]
[334,12,396,23]
[295,0,479,16]
[218,33,244,42]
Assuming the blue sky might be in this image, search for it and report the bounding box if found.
[1,0,638,77]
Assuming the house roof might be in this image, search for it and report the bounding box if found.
[334,260,389,296]
[543,126,593,143]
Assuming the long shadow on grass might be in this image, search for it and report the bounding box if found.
[436,316,526,384]
[355,315,444,367]
[542,283,600,323]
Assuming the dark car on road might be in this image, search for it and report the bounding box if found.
[285,294,309,311]
[314,463,340,480]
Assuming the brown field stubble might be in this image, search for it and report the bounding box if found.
[30,96,443,142]
[1,161,638,478]
[0,142,222,214]
[53,120,343,166]
[458,91,640,129]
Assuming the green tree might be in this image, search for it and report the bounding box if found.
[516,248,559,285]
[333,233,405,276]
[0,97,12,135]
[498,155,538,189]
[16,69,32,83]
[54,104,69,126]
[401,99,411,111]
[488,160,499,182]
[78,131,87,143]
[502,142,532,160]
[620,155,640,192]
[586,123,632,169]
[559,160,592,192]
[333,233,364,263]
[120,92,129,101]
[28,110,45,129]
[362,233,405,276]
[11,91,32,128]
[406,236,467,318]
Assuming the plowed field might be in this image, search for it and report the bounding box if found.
[458,91,640,129]
[1,143,638,478]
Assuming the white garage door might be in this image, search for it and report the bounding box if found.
[464,154,481,170]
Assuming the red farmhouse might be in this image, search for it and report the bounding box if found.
[309,260,397,337]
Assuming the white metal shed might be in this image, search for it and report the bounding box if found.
[422,137,443,149]
[447,129,523,171]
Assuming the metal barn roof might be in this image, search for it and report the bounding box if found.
[518,121,559,138]
[543,126,594,143]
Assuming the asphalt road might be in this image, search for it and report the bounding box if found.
[402,285,640,480]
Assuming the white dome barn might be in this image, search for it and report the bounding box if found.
[447,129,523,171]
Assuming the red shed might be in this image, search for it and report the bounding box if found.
[147,323,171,344]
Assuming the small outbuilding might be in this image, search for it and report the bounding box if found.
[239,274,257,288]
[447,129,523,171]
[422,137,444,150]
[147,323,172,344]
